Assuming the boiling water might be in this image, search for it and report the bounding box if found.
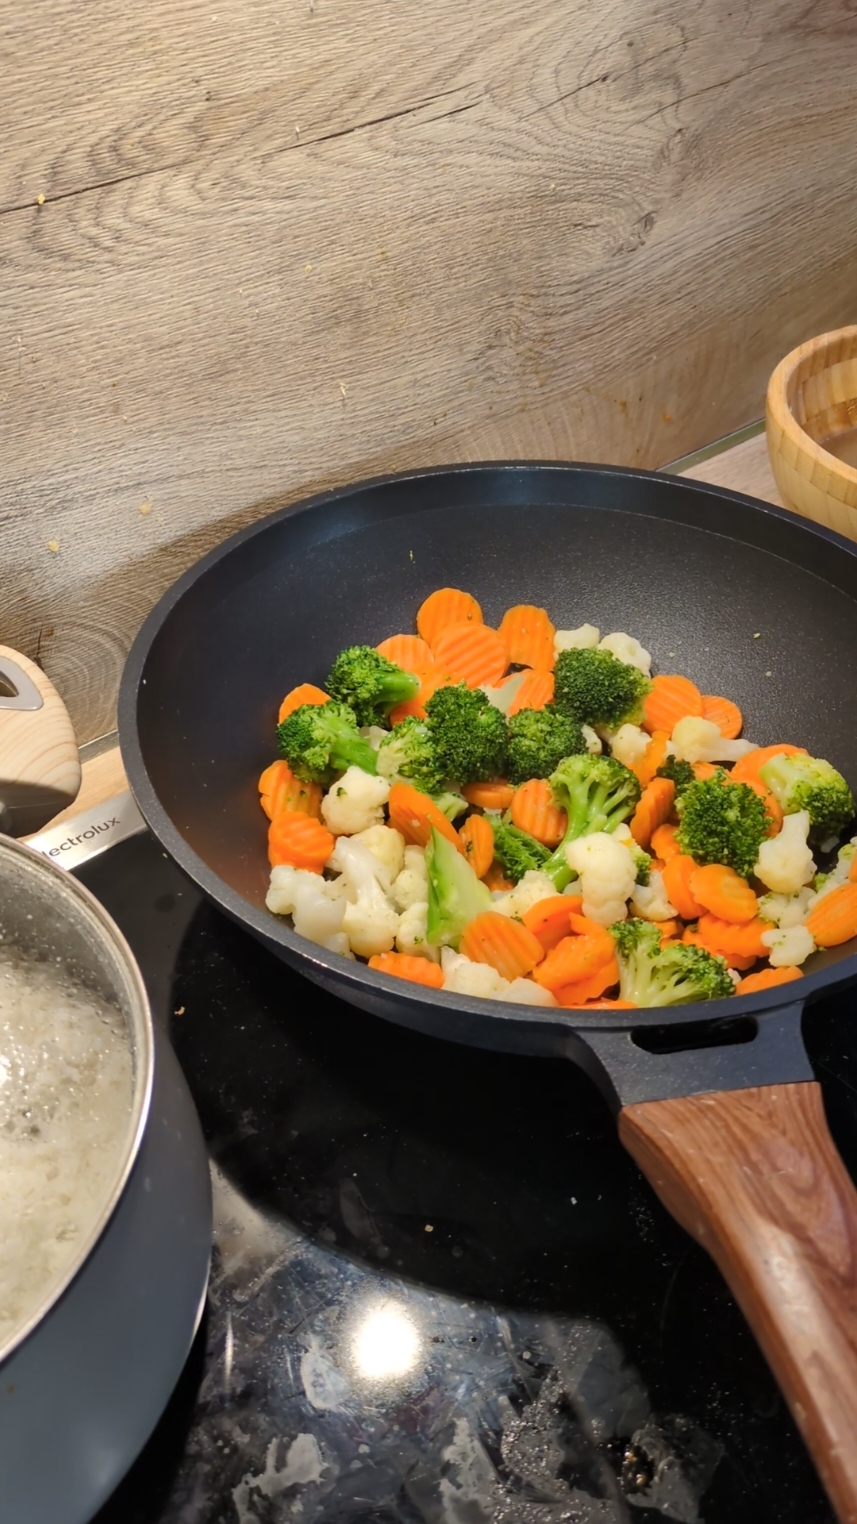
[0,951,133,1342]
[819,427,857,469]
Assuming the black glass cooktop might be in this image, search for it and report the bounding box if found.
[79,828,852,1523]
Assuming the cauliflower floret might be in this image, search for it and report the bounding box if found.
[440,948,510,999]
[808,837,857,906]
[395,901,440,962]
[760,924,816,968]
[597,632,652,677]
[605,722,650,770]
[328,836,400,957]
[492,870,558,919]
[321,765,391,835]
[481,671,528,715]
[630,869,677,923]
[499,978,558,1007]
[391,844,430,910]
[565,833,637,927]
[359,725,389,752]
[671,716,757,765]
[581,725,603,756]
[348,824,405,889]
[265,865,352,956]
[554,623,600,652]
[758,888,814,928]
[754,810,815,895]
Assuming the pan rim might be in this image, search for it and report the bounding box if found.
[118,459,857,1033]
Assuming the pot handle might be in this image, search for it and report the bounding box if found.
[0,645,80,837]
[620,1079,857,1523]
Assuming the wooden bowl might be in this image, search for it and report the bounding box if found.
[766,326,857,541]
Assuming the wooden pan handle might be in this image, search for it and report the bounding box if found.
[0,646,80,837]
[620,1082,857,1522]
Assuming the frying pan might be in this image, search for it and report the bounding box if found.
[120,463,857,1521]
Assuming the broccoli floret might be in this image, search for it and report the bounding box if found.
[553,648,651,729]
[630,843,652,886]
[277,701,378,786]
[490,820,550,883]
[326,645,420,726]
[425,683,508,784]
[376,717,445,794]
[759,753,855,844]
[655,756,696,796]
[540,754,642,891]
[431,790,469,821]
[425,825,493,948]
[676,771,769,878]
[611,918,734,1006]
[506,705,587,784]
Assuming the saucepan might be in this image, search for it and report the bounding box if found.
[118,463,857,1521]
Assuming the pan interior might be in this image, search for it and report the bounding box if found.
[130,467,857,987]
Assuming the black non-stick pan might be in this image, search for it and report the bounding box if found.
[120,464,857,1520]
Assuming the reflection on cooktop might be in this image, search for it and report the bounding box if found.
[83,832,845,1523]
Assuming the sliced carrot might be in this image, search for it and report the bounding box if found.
[701,694,743,739]
[730,744,808,787]
[696,914,771,960]
[554,955,620,1006]
[690,864,757,924]
[522,894,584,953]
[683,924,758,970]
[462,780,515,811]
[655,919,681,941]
[661,854,704,921]
[507,669,555,716]
[851,857,857,884]
[635,730,671,787]
[388,664,456,723]
[376,634,435,674]
[497,605,556,672]
[643,675,704,735]
[692,761,719,781]
[742,776,784,837]
[460,912,545,981]
[805,882,857,948]
[268,810,334,872]
[278,683,329,723]
[651,822,681,861]
[483,860,515,892]
[510,778,568,847]
[629,777,675,849]
[431,622,509,689]
[417,588,483,648]
[736,966,803,994]
[458,813,495,879]
[368,952,445,989]
[533,916,616,992]
[259,759,323,821]
[388,781,462,851]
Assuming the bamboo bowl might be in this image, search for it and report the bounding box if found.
[766,326,857,542]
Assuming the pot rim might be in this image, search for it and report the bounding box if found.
[0,835,154,1366]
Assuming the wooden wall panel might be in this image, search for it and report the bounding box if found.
[2,0,856,740]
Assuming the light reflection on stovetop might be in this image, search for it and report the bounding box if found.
[80,831,850,1523]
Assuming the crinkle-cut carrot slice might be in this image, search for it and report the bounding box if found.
[497,605,556,671]
[701,694,743,739]
[741,776,784,837]
[278,683,329,723]
[682,925,757,969]
[690,864,758,924]
[730,743,807,787]
[417,588,483,648]
[388,781,461,851]
[460,912,545,981]
[736,966,803,994]
[661,854,704,921]
[651,822,681,861]
[635,730,670,787]
[655,919,681,941]
[259,759,323,820]
[643,675,704,735]
[368,952,445,989]
[458,813,495,879]
[388,664,455,723]
[462,780,515,811]
[522,895,584,953]
[805,882,857,948]
[268,810,334,871]
[431,622,509,689]
[629,777,675,849]
[696,913,771,960]
[510,778,567,847]
[483,860,515,892]
[532,916,615,992]
[554,955,620,1006]
[376,634,435,674]
[507,668,555,716]
[692,762,719,780]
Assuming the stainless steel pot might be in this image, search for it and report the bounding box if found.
[0,650,212,1524]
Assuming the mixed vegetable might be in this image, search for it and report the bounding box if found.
[258,590,857,1010]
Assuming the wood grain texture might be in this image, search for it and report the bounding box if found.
[2,0,856,742]
[621,1082,857,1524]
[767,326,857,541]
